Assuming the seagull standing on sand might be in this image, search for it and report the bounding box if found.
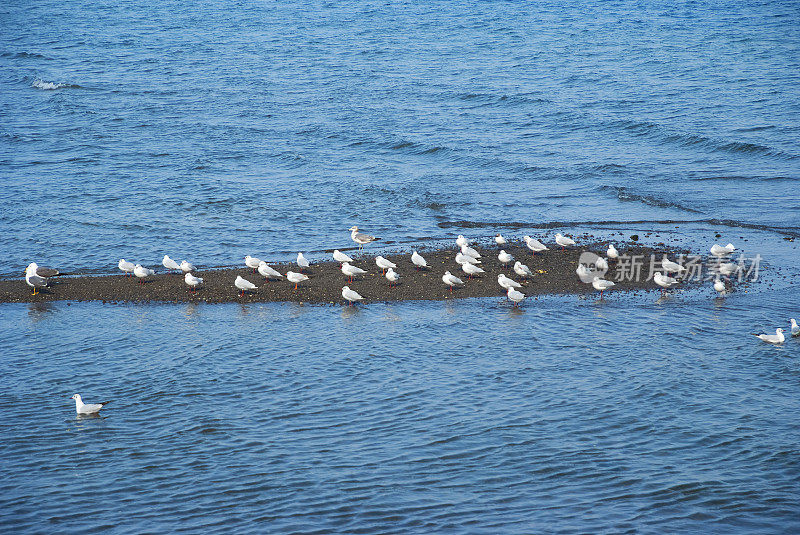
[333,250,353,266]
[661,256,686,277]
[455,252,480,265]
[495,234,507,247]
[592,276,615,298]
[461,244,481,259]
[342,285,364,305]
[411,250,428,270]
[26,262,60,278]
[461,262,485,279]
[25,264,48,295]
[133,264,155,284]
[514,261,533,278]
[286,271,308,290]
[245,255,261,273]
[789,318,799,337]
[118,259,135,276]
[235,275,257,296]
[442,271,464,292]
[258,261,283,282]
[341,262,366,282]
[555,233,575,249]
[163,255,181,273]
[185,272,203,293]
[180,260,195,273]
[70,394,110,415]
[498,250,514,268]
[375,256,396,274]
[753,328,785,345]
[607,244,619,260]
[349,226,377,251]
[497,273,522,291]
[595,257,609,272]
[385,268,400,287]
[710,243,735,257]
[523,236,548,255]
[507,287,525,307]
[456,235,469,248]
[653,272,679,295]
[296,253,310,272]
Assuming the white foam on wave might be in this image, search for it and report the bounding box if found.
[32,78,69,90]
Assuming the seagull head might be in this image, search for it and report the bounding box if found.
[70,394,81,401]
[349,226,358,231]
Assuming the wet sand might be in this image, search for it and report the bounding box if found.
[2,242,697,304]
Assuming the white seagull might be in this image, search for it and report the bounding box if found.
[595,257,609,271]
[456,235,469,248]
[461,262,485,279]
[442,271,464,292]
[497,273,522,290]
[258,261,283,281]
[790,318,799,337]
[714,278,726,295]
[333,250,353,266]
[25,264,48,295]
[661,256,686,275]
[349,226,377,250]
[245,255,262,272]
[455,252,481,265]
[26,262,60,278]
[653,272,679,294]
[70,394,110,415]
[341,262,366,282]
[498,250,514,267]
[385,267,400,287]
[185,272,203,293]
[296,253,310,271]
[118,259,135,276]
[513,261,533,278]
[592,277,615,298]
[523,235,548,255]
[180,260,195,273]
[375,255,396,274]
[162,255,181,273]
[495,234,507,246]
[461,244,481,259]
[753,328,785,345]
[286,271,309,290]
[235,275,258,296]
[555,233,575,249]
[411,250,428,270]
[507,287,525,307]
[607,244,619,259]
[133,264,155,283]
[718,262,738,278]
[342,285,364,305]
[710,243,735,257]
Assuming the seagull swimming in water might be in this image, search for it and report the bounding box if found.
[790,318,799,337]
[523,236,548,255]
[752,328,785,345]
[349,226,377,251]
[162,255,181,273]
[184,272,203,293]
[118,259,135,276]
[235,275,257,296]
[411,250,428,270]
[258,261,283,282]
[71,393,110,415]
[555,233,575,249]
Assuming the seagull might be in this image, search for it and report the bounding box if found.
[710,243,735,257]
[523,235,548,255]
[461,244,481,259]
[286,271,308,290]
[245,255,261,272]
[26,262,60,278]
[576,264,592,281]
[442,271,464,292]
[70,394,110,415]
[592,277,615,298]
[133,264,155,284]
[258,261,283,281]
[661,256,686,276]
[714,278,726,295]
[235,275,257,296]
[595,257,609,271]
[513,261,533,278]
[790,318,799,337]
[461,262,485,279]
[162,255,181,273]
[653,272,679,295]
[507,287,525,307]
[296,253,310,271]
[342,285,364,305]
[333,250,353,266]
[375,255,396,274]
[411,250,428,270]
[349,226,377,251]
[341,262,366,282]
[25,264,48,295]
[456,235,469,248]
[118,259,135,276]
[498,250,514,268]
[752,328,785,345]
[607,244,619,260]
[495,234,507,246]
[385,267,400,287]
[555,233,575,249]
[497,273,522,290]
[455,252,480,265]
[718,262,738,278]
[180,260,195,273]
[184,272,203,293]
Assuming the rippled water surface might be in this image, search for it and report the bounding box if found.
[2,0,799,532]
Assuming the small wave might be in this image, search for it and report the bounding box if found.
[2,51,51,60]
[31,78,80,90]
[599,185,703,214]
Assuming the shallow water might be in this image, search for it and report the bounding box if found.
[1,0,799,532]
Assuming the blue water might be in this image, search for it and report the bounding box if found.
[2,0,800,532]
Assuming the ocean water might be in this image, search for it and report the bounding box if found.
[1,0,799,532]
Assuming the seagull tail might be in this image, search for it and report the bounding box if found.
[100,400,111,406]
